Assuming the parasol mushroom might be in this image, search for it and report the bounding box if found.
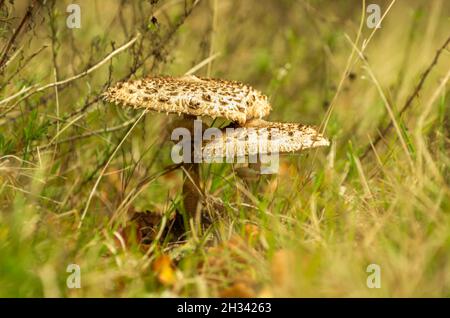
[102,75,271,221]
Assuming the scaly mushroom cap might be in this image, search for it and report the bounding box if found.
[202,119,330,160]
[102,75,271,124]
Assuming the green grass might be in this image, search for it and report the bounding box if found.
[0,0,449,297]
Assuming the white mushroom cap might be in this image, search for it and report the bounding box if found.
[202,119,330,160]
[102,75,271,124]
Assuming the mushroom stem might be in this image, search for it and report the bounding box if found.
[182,161,201,220]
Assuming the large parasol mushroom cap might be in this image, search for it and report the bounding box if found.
[102,75,271,124]
[202,119,330,161]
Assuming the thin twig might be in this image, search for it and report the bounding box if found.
[0,45,48,89]
[37,114,141,151]
[345,35,414,168]
[0,0,38,70]
[0,34,140,109]
[78,109,148,229]
[185,52,221,75]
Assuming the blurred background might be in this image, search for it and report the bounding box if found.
[0,0,449,297]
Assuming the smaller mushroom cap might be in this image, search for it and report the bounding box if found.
[202,119,330,160]
[102,75,271,124]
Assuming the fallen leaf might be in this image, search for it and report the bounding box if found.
[152,254,177,286]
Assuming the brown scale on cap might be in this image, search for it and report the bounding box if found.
[102,75,271,124]
[202,119,330,160]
